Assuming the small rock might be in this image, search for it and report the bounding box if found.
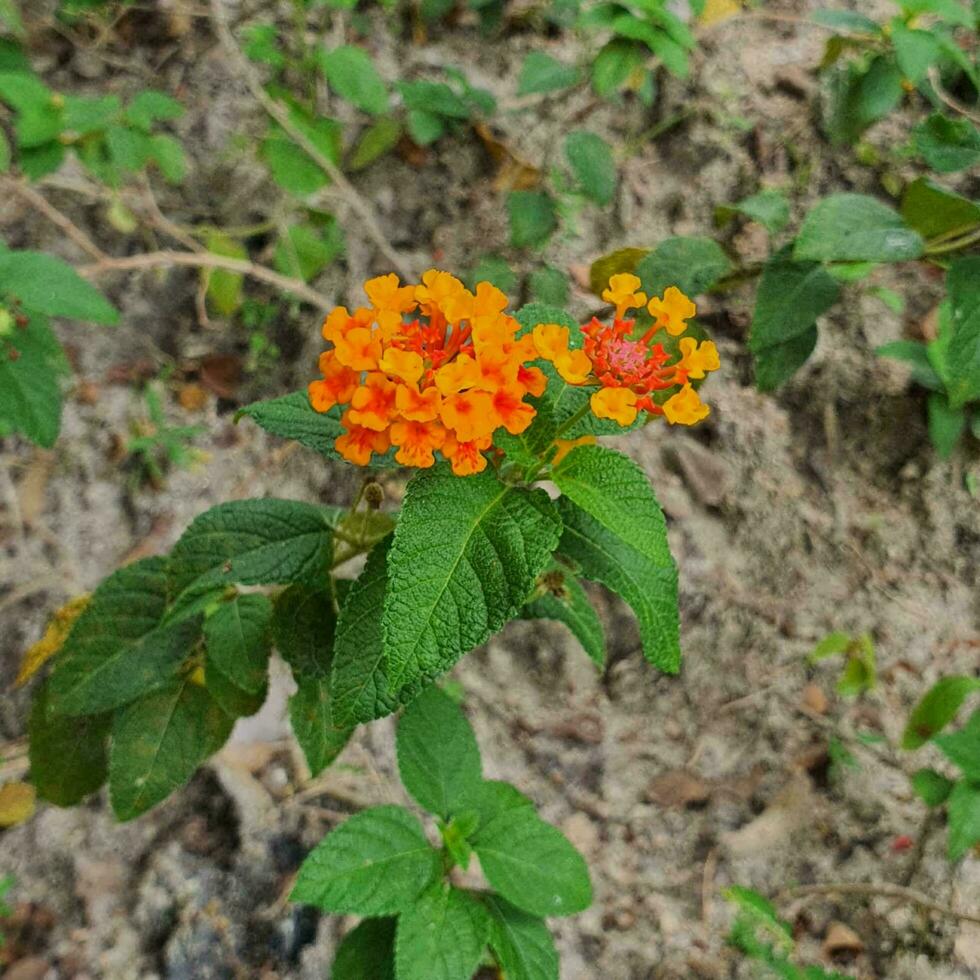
[562,812,599,857]
[73,51,105,80]
[823,920,864,957]
[802,683,829,715]
[647,770,711,809]
[2,957,52,980]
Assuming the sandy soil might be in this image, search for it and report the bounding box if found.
[1,1,979,978]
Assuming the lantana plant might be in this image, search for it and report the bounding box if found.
[21,269,718,978]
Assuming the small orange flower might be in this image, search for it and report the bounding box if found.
[443,433,492,476]
[348,373,397,431]
[379,348,424,385]
[555,349,592,385]
[663,384,710,425]
[676,338,720,381]
[517,364,547,397]
[395,383,441,422]
[647,286,696,337]
[365,273,416,335]
[602,273,647,319]
[440,390,496,442]
[492,385,536,435]
[308,354,358,412]
[335,326,382,371]
[390,419,446,468]
[336,418,391,466]
[591,387,638,426]
[435,355,481,396]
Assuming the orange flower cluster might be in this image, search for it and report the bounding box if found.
[308,271,546,475]
[532,274,720,428]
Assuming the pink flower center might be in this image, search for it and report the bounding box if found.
[605,336,648,375]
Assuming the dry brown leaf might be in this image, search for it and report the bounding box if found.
[823,921,864,957]
[473,123,541,192]
[199,353,242,399]
[802,683,829,715]
[647,770,711,808]
[15,450,53,528]
[178,382,209,412]
[0,781,36,828]
[16,594,90,687]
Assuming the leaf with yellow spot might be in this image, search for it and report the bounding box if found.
[698,0,741,26]
[0,781,36,827]
[16,594,90,687]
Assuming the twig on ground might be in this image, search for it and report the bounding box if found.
[782,882,980,926]
[927,67,980,126]
[78,249,335,311]
[1,177,108,261]
[207,0,412,279]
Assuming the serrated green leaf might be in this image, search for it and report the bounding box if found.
[272,584,336,678]
[0,249,119,323]
[564,130,616,206]
[205,660,266,719]
[717,189,790,234]
[472,802,591,918]
[395,884,491,980]
[944,257,980,410]
[947,780,980,862]
[935,710,980,779]
[331,537,428,725]
[289,674,352,776]
[911,767,955,807]
[109,676,233,820]
[204,593,273,694]
[529,266,570,306]
[635,236,732,298]
[793,194,924,263]
[517,52,581,96]
[28,682,109,807]
[396,685,482,818]
[382,465,562,691]
[320,45,388,115]
[125,89,184,131]
[0,312,66,447]
[900,178,980,242]
[332,918,397,980]
[167,498,338,612]
[236,390,345,457]
[523,568,605,668]
[46,557,200,716]
[291,805,440,914]
[553,445,678,672]
[914,113,980,173]
[485,894,558,980]
[902,676,980,749]
[508,190,558,249]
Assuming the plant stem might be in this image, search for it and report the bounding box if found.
[925,226,980,256]
[781,882,980,926]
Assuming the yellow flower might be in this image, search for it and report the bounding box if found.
[676,338,720,380]
[590,387,638,426]
[532,323,572,362]
[647,286,696,337]
[379,347,424,386]
[663,384,709,425]
[602,273,647,318]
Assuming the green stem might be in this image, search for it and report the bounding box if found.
[524,401,593,484]
[924,226,980,256]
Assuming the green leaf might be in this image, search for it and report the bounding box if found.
[395,884,491,980]
[591,39,645,98]
[529,266,570,306]
[398,80,470,119]
[911,768,955,807]
[485,894,558,980]
[836,634,876,697]
[332,918,396,980]
[902,0,973,26]
[331,537,428,725]
[749,249,840,390]
[105,124,152,173]
[472,801,591,918]
[855,55,904,129]
[0,71,52,111]
[382,465,562,691]
[928,391,966,457]
[811,9,880,32]
[947,780,980,862]
[167,498,338,611]
[523,568,605,668]
[349,116,402,171]
[635,236,732,298]
[319,45,388,115]
[272,584,337,678]
[808,631,852,662]
[900,178,980,241]
[0,313,66,447]
[260,112,341,196]
[891,21,941,84]
[876,340,943,391]
[518,52,581,95]
[553,446,678,672]
[396,685,483,818]
[406,108,446,145]
[794,194,924,263]
[28,682,109,806]
[508,190,558,249]
[204,231,246,316]
[204,593,273,694]
[902,676,980,749]
[291,805,440,914]
[236,390,344,457]
[716,189,790,234]
[289,674,352,776]
[564,130,616,206]
[935,710,980,779]
[109,676,234,820]
[205,661,266,719]
[147,133,187,183]
[914,113,980,174]
[273,222,344,282]
[46,557,200,716]
[944,257,980,409]
[0,129,9,172]
[0,249,119,324]
[125,89,184,131]
[63,94,121,135]
[19,140,65,180]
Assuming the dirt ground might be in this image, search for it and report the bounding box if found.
[1,0,979,977]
